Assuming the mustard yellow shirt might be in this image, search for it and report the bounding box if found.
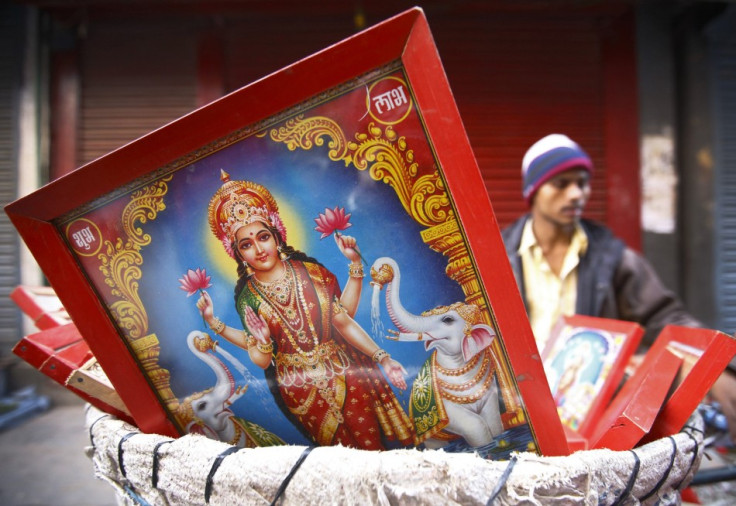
[518,218,588,352]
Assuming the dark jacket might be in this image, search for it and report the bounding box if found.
[501,215,702,348]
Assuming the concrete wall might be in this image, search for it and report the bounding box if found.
[636,3,681,294]
[636,2,720,328]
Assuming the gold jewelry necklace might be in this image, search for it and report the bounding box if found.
[435,348,483,377]
[437,350,495,404]
[251,261,319,349]
[437,350,491,391]
[226,420,244,446]
[439,366,495,404]
[253,265,300,329]
[252,263,291,305]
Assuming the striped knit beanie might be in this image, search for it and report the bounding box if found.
[521,134,593,206]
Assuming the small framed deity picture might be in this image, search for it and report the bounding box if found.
[541,315,643,438]
[5,8,567,457]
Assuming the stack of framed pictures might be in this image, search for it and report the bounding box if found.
[585,324,736,450]
[542,315,736,450]
[11,285,72,330]
[639,325,736,444]
[541,314,643,440]
[11,286,132,422]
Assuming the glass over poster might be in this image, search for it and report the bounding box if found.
[5,8,567,458]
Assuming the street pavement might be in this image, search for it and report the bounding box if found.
[0,375,117,506]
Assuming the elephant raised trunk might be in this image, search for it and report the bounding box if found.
[175,330,284,448]
[371,257,496,363]
[175,330,249,439]
[187,331,236,404]
[371,257,504,447]
[370,256,435,339]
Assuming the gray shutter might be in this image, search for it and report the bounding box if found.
[0,4,24,354]
[711,7,736,333]
[79,19,199,166]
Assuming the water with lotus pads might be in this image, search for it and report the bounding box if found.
[438,425,536,460]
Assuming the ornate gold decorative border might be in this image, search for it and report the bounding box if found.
[96,175,181,421]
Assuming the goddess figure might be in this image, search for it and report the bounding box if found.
[196,171,415,450]
[550,340,593,405]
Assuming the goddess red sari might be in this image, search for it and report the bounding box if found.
[236,259,414,449]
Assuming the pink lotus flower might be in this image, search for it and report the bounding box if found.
[314,206,352,239]
[178,268,212,297]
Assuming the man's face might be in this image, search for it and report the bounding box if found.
[531,168,591,227]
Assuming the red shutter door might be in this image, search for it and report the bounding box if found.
[432,11,628,230]
[222,13,356,93]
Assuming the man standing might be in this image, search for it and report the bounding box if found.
[502,133,699,350]
[501,133,736,438]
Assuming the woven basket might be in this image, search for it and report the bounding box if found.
[84,405,704,505]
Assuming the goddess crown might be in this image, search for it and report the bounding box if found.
[207,170,287,258]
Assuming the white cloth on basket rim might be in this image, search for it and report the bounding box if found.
[83,405,703,506]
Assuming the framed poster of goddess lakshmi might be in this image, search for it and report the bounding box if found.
[5,8,567,458]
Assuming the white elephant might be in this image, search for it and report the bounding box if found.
[370,257,504,449]
[175,330,284,448]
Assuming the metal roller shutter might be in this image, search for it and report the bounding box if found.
[0,4,24,354]
[223,13,356,94]
[223,10,611,229]
[78,18,199,166]
[74,9,627,232]
[711,8,736,333]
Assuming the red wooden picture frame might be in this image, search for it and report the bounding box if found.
[5,8,566,457]
[588,346,682,451]
[640,325,736,443]
[10,285,72,330]
[541,315,643,439]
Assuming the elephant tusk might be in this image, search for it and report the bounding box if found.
[388,331,424,341]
